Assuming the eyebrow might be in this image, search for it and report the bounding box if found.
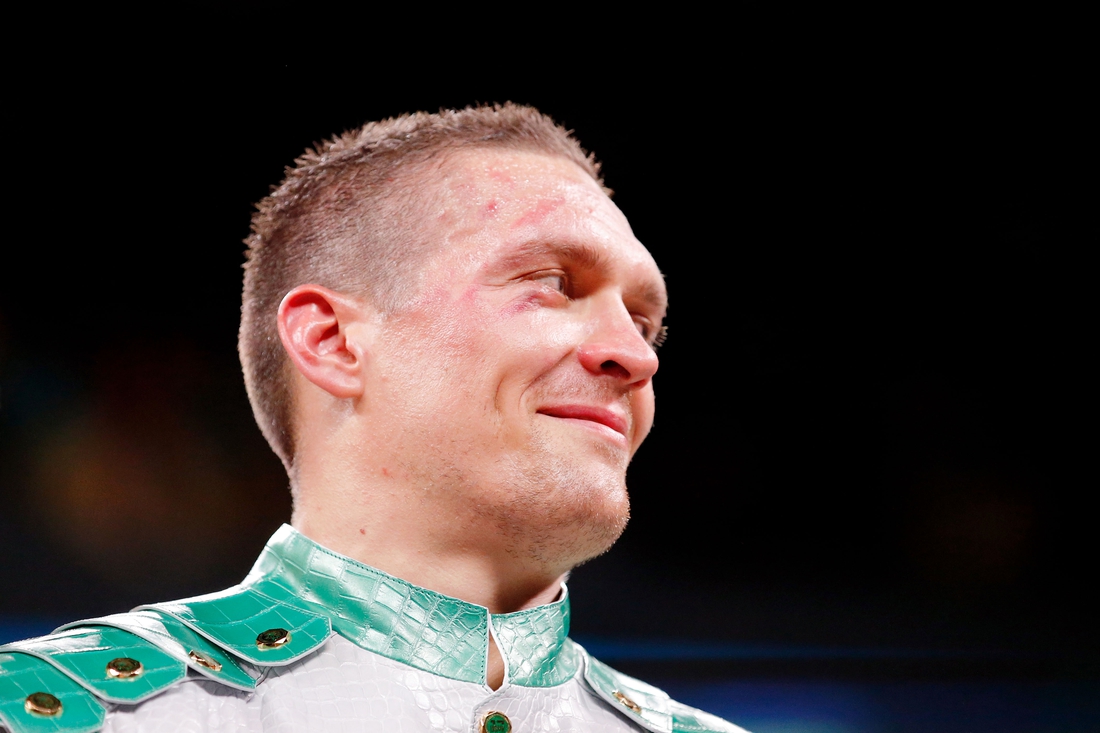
[494,239,669,311]
[496,239,608,273]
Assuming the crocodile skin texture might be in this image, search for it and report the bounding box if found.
[0,652,105,733]
[247,525,490,682]
[582,650,672,732]
[94,634,645,733]
[143,587,332,667]
[56,611,256,691]
[240,524,576,686]
[3,627,184,704]
[490,597,578,687]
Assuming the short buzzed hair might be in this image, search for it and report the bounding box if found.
[240,103,604,471]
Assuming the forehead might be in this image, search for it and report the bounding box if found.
[434,148,620,229]
[424,148,664,294]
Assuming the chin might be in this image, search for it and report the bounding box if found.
[484,446,631,569]
[533,468,631,567]
[570,489,631,565]
[470,425,631,568]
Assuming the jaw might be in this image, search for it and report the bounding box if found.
[486,430,632,570]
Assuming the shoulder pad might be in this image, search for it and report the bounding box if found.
[578,642,672,732]
[2,625,184,706]
[1,602,263,733]
[139,583,331,666]
[669,699,748,733]
[1,646,107,733]
[0,580,333,733]
[56,609,257,691]
[574,642,744,733]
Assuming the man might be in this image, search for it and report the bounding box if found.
[0,104,742,732]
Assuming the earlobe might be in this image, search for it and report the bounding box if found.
[277,285,372,399]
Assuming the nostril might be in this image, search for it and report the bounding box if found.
[601,360,630,379]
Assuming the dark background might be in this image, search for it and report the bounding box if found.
[1,42,1096,731]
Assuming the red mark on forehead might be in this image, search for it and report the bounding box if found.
[482,200,500,218]
[511,198,564,230]
[489,169,514,183]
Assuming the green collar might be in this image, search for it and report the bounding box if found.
[243,524,579,688]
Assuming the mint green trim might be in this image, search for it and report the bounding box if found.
[56,610,257,691]
[234,524,577,687]
[491,595,578,687]
[579,642,673,733]
[143,584,332,667]
[576,645,743,732]
[246,524,489,683]
[2,627,184,704]
[670,700,748,733]
[0,651,105,733]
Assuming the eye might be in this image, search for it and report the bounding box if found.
[634,320,668,349]
[532,272,567,293]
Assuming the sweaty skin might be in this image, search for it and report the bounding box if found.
[280,149,667,688]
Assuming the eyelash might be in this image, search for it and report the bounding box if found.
[537,273,567,294]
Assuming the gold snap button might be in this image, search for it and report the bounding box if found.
[480,710,512,733]
[188,649,223,672]
[613,690,642,713]
[256,628,291,650]
[106,657,144,679]
[24,692,62,716]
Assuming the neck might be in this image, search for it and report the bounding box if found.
[293,465,570,691]
[295,510,567,614]
[291,457,569,616]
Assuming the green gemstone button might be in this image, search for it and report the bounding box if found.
[481,711,511,733]
[256,628,291,649]
[106,656,144,678]
[24,691,62,716]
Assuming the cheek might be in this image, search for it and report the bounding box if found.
[405,285,471,335]
[404,286,497,354]
[494,304,580,369]
[404,287,579,385]
[491,289,577,344]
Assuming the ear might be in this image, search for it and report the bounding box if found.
[277,285,373,399]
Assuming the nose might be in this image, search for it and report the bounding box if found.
[576,300,660,386]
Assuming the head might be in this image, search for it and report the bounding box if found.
[240,104,666,573]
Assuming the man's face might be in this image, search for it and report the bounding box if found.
[364,149,666,566]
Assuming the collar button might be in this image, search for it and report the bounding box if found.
[480,711,512,733]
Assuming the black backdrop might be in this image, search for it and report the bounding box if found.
[1,49,1095,680]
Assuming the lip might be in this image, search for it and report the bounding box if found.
[537,404,630,441]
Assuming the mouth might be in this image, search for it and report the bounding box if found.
[536,404,630,444]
